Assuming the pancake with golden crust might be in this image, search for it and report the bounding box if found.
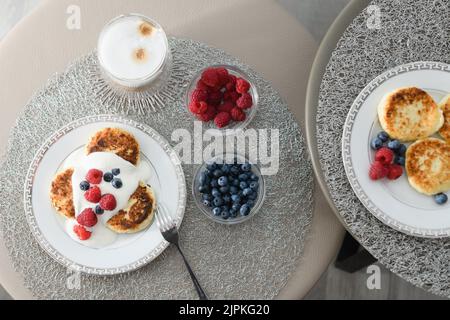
[378,87,444,142]
[406,138,450,196]
[50,168,76,218]
[106,182,156,234]
[439,94,450,142]
[86,128,140,165]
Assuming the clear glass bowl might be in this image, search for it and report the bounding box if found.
[185,64,259,136]
[192,153,266,225]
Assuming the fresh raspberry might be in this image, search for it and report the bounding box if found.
[214,112,231,128]
[201,68,220,87]
[196,80,210,92]
[216,67,229,85]
[387,164,403,180]
[208,91,223,106]
[190,89,208,103]
[236,93,253,109]
[226,75,237,91]
[375,147,394,165]
[230,107,246,122]
[189,101,208,114]
[217,101,235,113]
[369,161,389,180]
[99,194,117,211]
[236,78,251,94]
[77,208,98,227]
[224,91,240,103]
[73,225,92,241]
[84,186,101,203]
[86,169,103,184]
[197,105,217,122]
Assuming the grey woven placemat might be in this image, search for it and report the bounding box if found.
[0,38,313,299]
[317,0,450,297]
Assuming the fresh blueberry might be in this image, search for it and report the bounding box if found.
[434,193,448,205]
[79,181,90,191]
[394,156,405,166]
[210,179,219,188]
[207,163,217,171]
[203,199,212,207]
[95,205,104,215]
[223,195,231,203]
[213,169,223,177]
[212,188,221,198]
[220,186,229,193]
[248,192,257,200]
[212,207,221,216]
[250,174,259,181]
[243,188,253,196]
[232,179,240,187]
[221,210,230,220]
[397,144,407,156]
[213,197,224,207]
[112,178,123,189]
[222,164,231,174]
[238,173,249,181]
[111,168,121,176]
[229,186,239,194]
[377,131,390,142]
[202,193,212,201]
[218,176,228,186]
[241,163,251,172]
[370,137,383,150]
[103,172,114,182]
[230,166,240,176]
[250,182,259,190]
[199,185,209,193]
[387,140,401,150]
[231,194,241,203]
[247,200,255,208]
[239,181,248,190]
[199,172,210,185]
[240,204,250,216]
[232,203,241,211]
[229,209,238,218]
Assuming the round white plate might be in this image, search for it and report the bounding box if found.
[24,115,186,274]
[342,61,450,238]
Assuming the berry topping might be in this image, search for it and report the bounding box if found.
[73,225,92,241]
[370,137,383,150]
[236,93,253,109]
[79,181,90,191]
[86,169,103,184]
[95,205,104,215]
[191,89,208,103]
[84,186,101,203]
[99,194,117,211]
[214,112,231,128]
[369,161,389,180]
[394,156,406,167]
[112,178,123,189]
[387,139,401,151]
[201,68,220,87]
[77,208,98,227]
[377,131,390,142]
[230,107,246,122]
[236,78,251,94]
[112,168,121,176]
[375,147,394,165]
[387,164,403,180]
[434,193,448,205]
[103,172,114,182]
[397,144,407,156]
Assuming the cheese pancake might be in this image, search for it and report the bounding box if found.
[438,94,450,142]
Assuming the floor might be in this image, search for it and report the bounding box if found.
[0,0,444,300]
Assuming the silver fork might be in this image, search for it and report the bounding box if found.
[156,204,208,300]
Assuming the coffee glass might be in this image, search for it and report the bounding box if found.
[97,14,170,91]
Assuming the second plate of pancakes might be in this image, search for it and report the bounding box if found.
[342,61,450,238]
[24,115,186,274]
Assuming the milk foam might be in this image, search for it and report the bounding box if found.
[98,15,168,87]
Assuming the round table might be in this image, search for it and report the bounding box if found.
[0,0,344,299]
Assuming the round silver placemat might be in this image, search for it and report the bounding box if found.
[0,38,313,299]
[317,0,450,297]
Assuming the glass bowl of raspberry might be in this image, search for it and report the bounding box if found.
[192,153,266,225]
[185,65,259,135]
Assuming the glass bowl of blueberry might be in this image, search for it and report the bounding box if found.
[192,153,265,224]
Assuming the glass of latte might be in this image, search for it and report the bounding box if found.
[97,14,170,91]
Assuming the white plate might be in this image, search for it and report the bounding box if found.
[24,115,186,274]
[342,61,450,238]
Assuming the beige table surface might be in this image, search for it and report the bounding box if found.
[0,0,345,299]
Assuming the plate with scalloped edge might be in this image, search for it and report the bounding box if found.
[342,61,450,238]
[24,114,186,274]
